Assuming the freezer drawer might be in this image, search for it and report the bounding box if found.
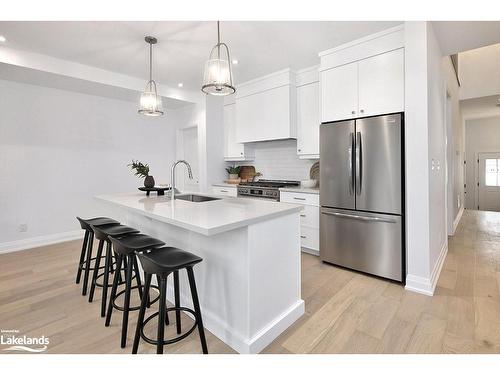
[320,207,403,282]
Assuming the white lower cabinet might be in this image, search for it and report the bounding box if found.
[212,185,238,197]
[280,191,320,255]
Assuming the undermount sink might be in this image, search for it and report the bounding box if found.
[175,194,221,203]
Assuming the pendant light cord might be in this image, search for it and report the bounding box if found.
[149,41,153,83]
[217,21,221,60]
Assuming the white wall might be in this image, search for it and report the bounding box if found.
[0,79,177,246]
[426,23,447,271]
[464,116,500,209]
[443,57,465,227]
[404,21,448,295]
[459,43,500,100]
[235,140,316,181]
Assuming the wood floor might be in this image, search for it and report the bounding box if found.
[1,209,500,354]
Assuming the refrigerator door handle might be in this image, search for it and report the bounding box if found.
[321,209,398,224]
[355,131,362,195]
[348,132,354,195]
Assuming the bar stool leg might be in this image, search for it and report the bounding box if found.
[157,277,167,354]
[89,239,105,303]
[105,253,123,327]
[132,273,152,354]
[156,275,169,325]
[186,267,208,354]
[82,232,94,296]
[174,270,181,334]
[121,254,134,348]
[133,255,143,301]
[100,241,112,317]
[76,230,89,284]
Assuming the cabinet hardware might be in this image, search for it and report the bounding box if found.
[298,149,301,152]
[220,190,228,193]
[360,109,364,113]
[300,235,306,239]
[300,214,306,217]
[240,152,243,155]
[293,197,306,201]
[351,110,356,114]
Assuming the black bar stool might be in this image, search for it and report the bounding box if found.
[75,217,120,295]
[132,247,208,354]
[88,224,140,317]
[106,234,165,348]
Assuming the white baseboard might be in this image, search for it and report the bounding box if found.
[452,206,464,235]
[301,247,319,256]
[0,230,84,254]
[405,240,448,296]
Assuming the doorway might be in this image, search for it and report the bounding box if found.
[476,152,500,211]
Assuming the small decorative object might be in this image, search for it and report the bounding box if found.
[225,165,241,180]
[310,161,320,186]
[128,160,155,188]
[301,179,317,188]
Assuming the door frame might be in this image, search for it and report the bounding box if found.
[176,124,199,192]
[444,89,454,235]
[475,151,500,210]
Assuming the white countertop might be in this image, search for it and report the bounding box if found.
[279,186,320,195]
[96,192,302,236]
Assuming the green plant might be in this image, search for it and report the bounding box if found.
[225,165,241,175]
[128,160,150,178]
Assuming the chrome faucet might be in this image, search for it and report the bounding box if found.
[170,160,193,201]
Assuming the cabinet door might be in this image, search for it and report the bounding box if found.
[358,48,404,117]
[297,81,320,157]
[320,62,358,123]
[224,103,245,159]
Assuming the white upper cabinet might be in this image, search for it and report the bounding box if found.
[235,69,296,143]
[320,62,358,123]
[223,102,254,161]
[358,48,404,117]
[319,25,404,123]
[297,80,320,158]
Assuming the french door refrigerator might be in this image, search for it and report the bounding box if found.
[320,113,404,282]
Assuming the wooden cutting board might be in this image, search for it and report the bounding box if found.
[239,165,256,182]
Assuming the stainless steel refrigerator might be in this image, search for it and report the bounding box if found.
[320,113,404,282]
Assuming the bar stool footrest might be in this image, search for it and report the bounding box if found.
[111,285,160,312]
[140,307,198,346]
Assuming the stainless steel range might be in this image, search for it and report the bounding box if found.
[237,180,300,201]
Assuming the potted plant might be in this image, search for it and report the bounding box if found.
[225,165,241,180]
[128,160,155,188]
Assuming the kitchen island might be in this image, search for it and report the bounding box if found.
[96,192,304,354]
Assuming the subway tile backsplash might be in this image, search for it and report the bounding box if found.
[232,139,317,181]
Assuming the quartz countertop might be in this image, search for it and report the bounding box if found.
[212,183,239,188]
[96,192,302,236]
[279,186,320,195]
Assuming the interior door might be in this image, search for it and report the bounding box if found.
[320,62,358,122]
[478,152,500,211]
[320,120,355,209]
[355,114,402,214]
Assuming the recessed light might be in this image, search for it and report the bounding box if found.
[177,83,183,88]
[0,35,6,43]
[232,59,239,65]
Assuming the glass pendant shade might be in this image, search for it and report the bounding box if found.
[139,80,163,116]
[138,36,164,117]
[201,22,236,96]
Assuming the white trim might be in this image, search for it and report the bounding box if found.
[405,240,448,296]
[452,206,465,235]
[0,230,84,254]
[301,247,319,257]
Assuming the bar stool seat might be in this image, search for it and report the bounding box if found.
[88,224,141,317]
[132,247,207,354]
[110,234,165,254]
[75,216,121,296]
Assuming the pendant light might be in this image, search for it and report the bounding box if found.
[201,21,236,96]
[138,36,164,116]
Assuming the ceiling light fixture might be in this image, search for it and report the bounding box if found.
[0,35,6,43]
[138,36,164,117]
[232,59,239,65]
[178,83,184,88]
[201,21,236,96]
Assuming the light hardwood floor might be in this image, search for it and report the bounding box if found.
[1,210,500,354]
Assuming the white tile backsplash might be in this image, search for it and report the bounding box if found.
[231,139,317,181]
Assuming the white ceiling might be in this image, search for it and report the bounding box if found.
[432,21,500,55]
[461,94,500,120]
[0,21,401,91]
